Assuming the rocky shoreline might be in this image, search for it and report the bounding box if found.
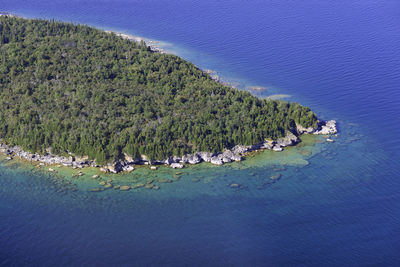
[0,120,337,173]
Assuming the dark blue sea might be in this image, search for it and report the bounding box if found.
[1,1,400,266]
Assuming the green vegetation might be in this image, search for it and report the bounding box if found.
[0,16,317,164]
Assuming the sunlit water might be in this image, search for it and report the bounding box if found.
[1,1,399,266]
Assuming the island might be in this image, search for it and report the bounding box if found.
[0,16,336,173]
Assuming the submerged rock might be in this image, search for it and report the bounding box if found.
[158,178,173,183]
[230,183,240,188]
[145,184,154,189]
[132,183,145,189]
[90,188,103,192]
[119,185,131,191]
[104,183,113,189]
[270,174,281,180]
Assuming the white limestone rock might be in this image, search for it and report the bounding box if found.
[170,163,184,169]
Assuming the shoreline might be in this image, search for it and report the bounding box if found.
[0,120,337,173]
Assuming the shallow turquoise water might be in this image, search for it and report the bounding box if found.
[1,0,400,266]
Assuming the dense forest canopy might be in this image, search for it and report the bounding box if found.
[0,16,317,164]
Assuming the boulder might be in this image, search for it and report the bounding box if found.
[197,152,214,163]
[123,165,135,172]
[231,145,251,155]
[182,153,202,164]
[170,163,184,169]
[221,150,241,162]
[210,156,224,165]
[272,146,283,152]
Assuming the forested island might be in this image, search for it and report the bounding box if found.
[0,16,336,172]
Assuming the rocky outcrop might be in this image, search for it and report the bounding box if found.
[275,132,299,147]
[296,123,315,134]
[314,120,337,135]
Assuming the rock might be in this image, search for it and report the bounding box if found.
[260,140,274,150]
[230,183,240,188]
[171,163,184,169]
[106,162,123,173]
[270,174,281,180]
[296,123,315,134]
[314,120,337,135]
[210,156,224,165]
[158,179,173,183]
[5,156,12,160]
[92,175,100,179]
[150,166,157,170]
[104,183,113,189]
[48,168,55,172]
[153,185,160,190]
[221,150,241,162]
[231,145,251,155]
[272,146,283,152]
[197,152,214,163]
[90,188,103,192]
[99,181,106,186]
[145,184,154,189]
[113,185,120,190]
[123,165,135,172]
[326,138,335,143]
[132,183,145,189]
[276,132,299,147]
[100,167,108,173]
[119,185,131,191]
[182,153,202,164]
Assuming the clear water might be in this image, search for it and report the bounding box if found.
[1,1,400,266]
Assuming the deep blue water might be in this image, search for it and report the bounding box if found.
[1,1,400,266]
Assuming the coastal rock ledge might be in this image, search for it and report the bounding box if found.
[0,120,337,173]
